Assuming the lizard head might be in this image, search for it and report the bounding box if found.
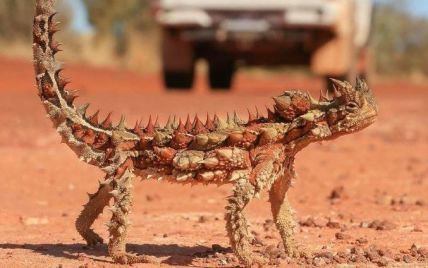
[317,78,378,139]
[272,78,377,147]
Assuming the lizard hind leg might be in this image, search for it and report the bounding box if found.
[75,175,114,247]
[107,168,157,264]
[225,179,265,267]
[269,176,303,258]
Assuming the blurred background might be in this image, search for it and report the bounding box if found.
[1,0,428,90]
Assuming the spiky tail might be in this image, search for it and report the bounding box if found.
[32,0,132,167]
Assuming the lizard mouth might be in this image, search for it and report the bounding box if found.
[347,116,376,133]
[332,113,377,134]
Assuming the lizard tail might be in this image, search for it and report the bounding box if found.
[33,0,133,168]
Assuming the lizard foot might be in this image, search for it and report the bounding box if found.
[82,230,103,247]
[112,253,159,265]
[239,255,268,268]
[251,256,268,268]
[286,245,312,259]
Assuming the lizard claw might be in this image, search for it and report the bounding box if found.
[252,256,268,267]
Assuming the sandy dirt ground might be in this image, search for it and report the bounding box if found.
[0,57,427,267]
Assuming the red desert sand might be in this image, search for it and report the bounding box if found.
[0,57,427,267]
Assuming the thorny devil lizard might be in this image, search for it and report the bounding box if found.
[33,0,378,266]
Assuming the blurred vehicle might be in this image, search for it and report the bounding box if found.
[154,0,373,90]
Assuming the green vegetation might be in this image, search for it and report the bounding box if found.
[82,0,153,55]
[0,0,36,41]
[0,0,71,42]
[373,0,428,76]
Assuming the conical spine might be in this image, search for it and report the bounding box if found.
[32,0,126,167]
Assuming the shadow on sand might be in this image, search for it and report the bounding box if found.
[0,242,231,266]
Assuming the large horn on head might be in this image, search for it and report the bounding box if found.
[273,95,291,111]
[329,78,354,102]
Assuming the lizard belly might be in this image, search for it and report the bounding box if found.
[134,147,252,184]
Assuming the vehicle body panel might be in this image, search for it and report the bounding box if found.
[155,0,373,88]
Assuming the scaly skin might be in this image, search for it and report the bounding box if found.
[33,0,378,266]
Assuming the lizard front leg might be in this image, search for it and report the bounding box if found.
[225,179,261,267]
[269,161,309,259]
[107,165,157,264]
[75,175,113,247]
[225,145,285,267]
[269,175,299,258]
[241,144,306,262]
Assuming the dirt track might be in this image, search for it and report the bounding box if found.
[0,57,427,267]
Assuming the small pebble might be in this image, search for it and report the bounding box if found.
[198,215,210,223]
[335,232,351,240]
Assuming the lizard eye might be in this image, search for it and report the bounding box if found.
[346,102,359,113]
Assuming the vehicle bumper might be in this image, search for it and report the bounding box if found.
[157,1,339,28]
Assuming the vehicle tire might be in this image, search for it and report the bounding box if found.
[163,70,194,90]
[161,29,195,90]
[208,59,235,90]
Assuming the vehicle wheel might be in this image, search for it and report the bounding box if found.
[163,70,194,90]
[161,29,195,90]
[208,59,236,90]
